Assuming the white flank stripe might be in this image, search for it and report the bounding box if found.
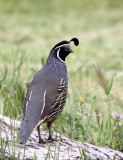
[34,116,46,130]
[51,93,63,108]
[29,91,32,101]
[57,89,62,91]
[51,100,59,109]
[49,111,59,118]
[58,85,65,88]
[54,108,59,111]
[26,90,32,112]
[40,90,46,116]
[25,101,29,112]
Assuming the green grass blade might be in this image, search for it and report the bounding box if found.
[108,77,113,95]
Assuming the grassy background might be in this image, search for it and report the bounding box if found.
[0,0,123,153]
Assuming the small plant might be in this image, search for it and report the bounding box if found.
[78,146,88,160]
[112,114,123,152]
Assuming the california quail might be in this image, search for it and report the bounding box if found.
[19,38,79,144]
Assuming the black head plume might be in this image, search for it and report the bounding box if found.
[53,38,79,50]
[69,38,79,46]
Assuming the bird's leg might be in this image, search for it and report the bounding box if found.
[47,122,52,140]
[37,125,44,143]
[47,121,58,142]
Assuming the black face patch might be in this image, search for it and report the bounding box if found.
[58,48,71,62]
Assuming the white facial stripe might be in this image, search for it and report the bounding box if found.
[57,48,65,63]
[40,90,46,116]
[34,116,46,129]
[55,43,68,50]
[26,90,32,112]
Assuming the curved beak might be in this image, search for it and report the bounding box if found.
[64,44,73,53]
[69,48,73,53]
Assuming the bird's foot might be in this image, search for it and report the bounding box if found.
[43,137,59,143]
[48,137,58,142]
[39,138,46,144]
[39,139,49,144]
[38,135,59,144]
[38,138,58,144]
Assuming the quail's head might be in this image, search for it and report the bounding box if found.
[51,38,79,62]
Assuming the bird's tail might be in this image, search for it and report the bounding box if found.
[19,114,39,144]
